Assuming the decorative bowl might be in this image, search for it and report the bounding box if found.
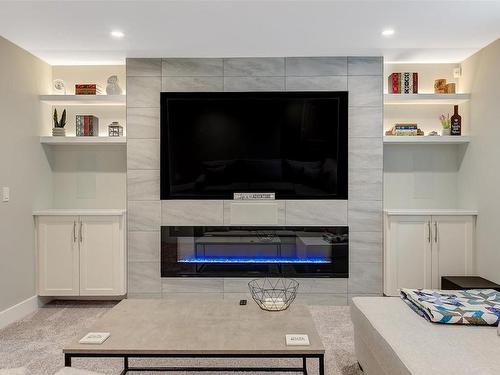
[248,278,299,311]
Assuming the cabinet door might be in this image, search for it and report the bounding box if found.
[79,216,125,296]
[432,215,475,289]
[385,215,432,296]
[37,216,79,296]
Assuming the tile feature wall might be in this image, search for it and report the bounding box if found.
[126,57,383,303]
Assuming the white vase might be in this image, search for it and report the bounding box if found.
[441,128,451,136]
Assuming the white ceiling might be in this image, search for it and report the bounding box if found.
[0,0,499,65]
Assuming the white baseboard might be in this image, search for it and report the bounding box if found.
[0,295,39,330]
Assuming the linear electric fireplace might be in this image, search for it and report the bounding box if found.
[161,226,348,277]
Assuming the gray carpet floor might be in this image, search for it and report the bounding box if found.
[0,301,361,375]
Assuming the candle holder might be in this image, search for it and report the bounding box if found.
[108,122,123,137]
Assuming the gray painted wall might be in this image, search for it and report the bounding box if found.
[0,36,52,312]
[458,38,500,284]
[126,57,383,304]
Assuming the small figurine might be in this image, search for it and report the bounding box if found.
[106,75,123,95]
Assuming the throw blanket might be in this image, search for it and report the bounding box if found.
[401,288,500,325]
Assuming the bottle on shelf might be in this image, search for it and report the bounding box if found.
[450,105,462,136]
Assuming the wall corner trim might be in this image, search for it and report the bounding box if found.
[0,295,39,329]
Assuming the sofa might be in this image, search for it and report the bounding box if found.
[351,297,500,375]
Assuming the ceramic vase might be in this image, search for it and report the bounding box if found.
[52,127,66,136]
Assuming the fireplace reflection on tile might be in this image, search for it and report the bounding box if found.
[161,226,348,277]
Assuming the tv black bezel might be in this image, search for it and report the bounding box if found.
[160,91,348,200]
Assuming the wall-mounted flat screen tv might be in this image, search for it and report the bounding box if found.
[160,91,348,200]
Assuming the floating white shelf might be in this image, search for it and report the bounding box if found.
[33,208,126,216]
[384,93,470,105]
[39,95,126,106]
[383,136,470,145]
[384,208,478,216]
[40,136,126,146]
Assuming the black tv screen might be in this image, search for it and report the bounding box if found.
[160,91,348,200]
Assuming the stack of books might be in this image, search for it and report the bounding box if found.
[76,115,99,136]
[388,73,418,94]
[75,84,101,95]
[386,123,424,136]
[394,123,418,136]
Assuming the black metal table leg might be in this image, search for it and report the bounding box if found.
[318,354,325,375]
[124,356,129,371]
[62,353,323,373]
[118,356,129,375]
[64,354,72,367]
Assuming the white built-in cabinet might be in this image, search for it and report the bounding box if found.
[384,210,476,296]
[37,215,80,296]
[35,210,126,297]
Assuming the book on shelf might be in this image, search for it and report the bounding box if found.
[388,73,400,94]
[75,84,102,95]
[76,115,99,136]
[388,73,418,94]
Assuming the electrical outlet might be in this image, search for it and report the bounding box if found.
[2,187,9,202]
[453,66,462,78]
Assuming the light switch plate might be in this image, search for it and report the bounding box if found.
[453,67,462,78]
[2,187,9,202]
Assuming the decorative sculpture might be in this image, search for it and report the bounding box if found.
[53,79,66,94]
[106,75,123,95]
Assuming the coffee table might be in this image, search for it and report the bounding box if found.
[63,299,325,374]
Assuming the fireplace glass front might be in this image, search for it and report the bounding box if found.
[161,226,348,277]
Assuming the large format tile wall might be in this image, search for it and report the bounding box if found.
[126,57,383,304]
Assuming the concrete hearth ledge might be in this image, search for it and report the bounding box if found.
[63,299,325,355]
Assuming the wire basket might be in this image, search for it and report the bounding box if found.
[248,278,299,311]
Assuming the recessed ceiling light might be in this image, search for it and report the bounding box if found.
[111,30,125,38]
[382,28,395,37]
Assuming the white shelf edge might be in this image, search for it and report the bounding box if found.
[40,136,126,146]
[33,208,126,216]
[385,209,478,216]
[39,95,126,106]
[384,93,470,105]
[383,136,470,145]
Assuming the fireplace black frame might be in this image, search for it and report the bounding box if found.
[161,226,348,278]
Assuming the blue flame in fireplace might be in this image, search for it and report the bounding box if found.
[179,256,331,264]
